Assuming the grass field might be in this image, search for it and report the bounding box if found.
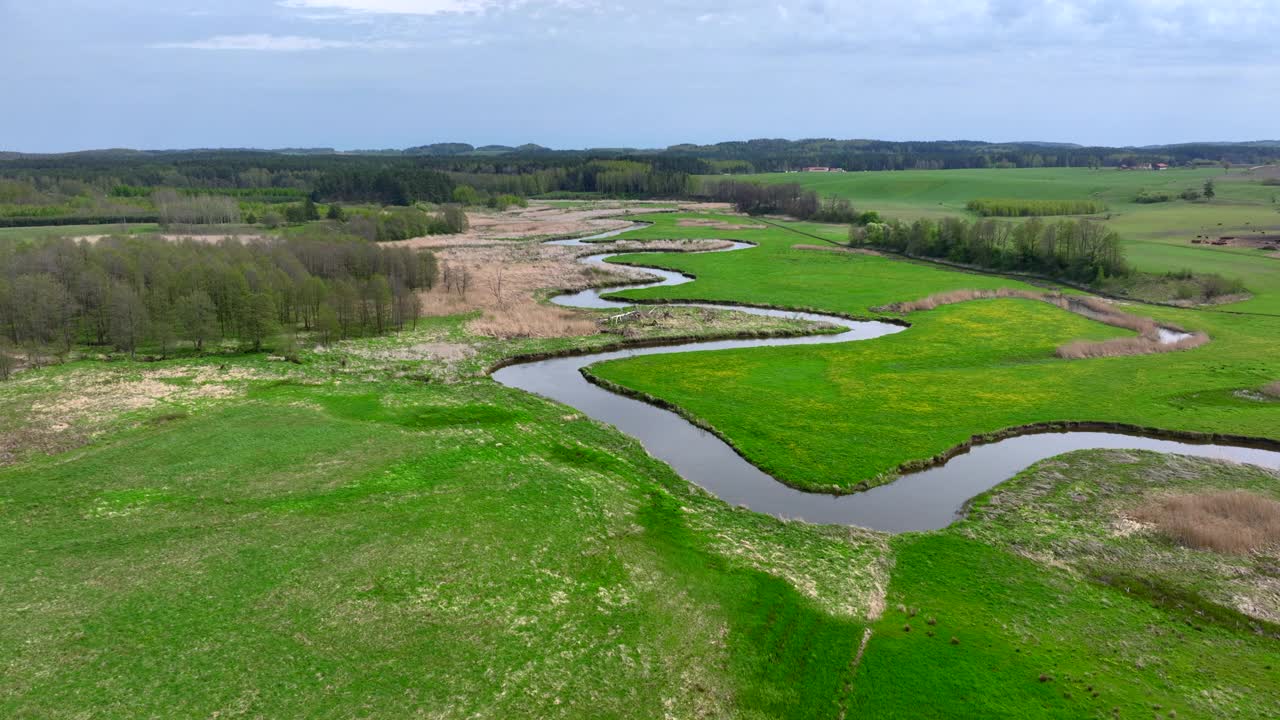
[4,354,1275,716]
[3,202,1278,717]
[588,213,1280,490]
[726,167,1280,314]
[0,222,160,240]
[0,366,888,718]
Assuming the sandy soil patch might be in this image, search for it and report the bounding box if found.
[69,233,273,245]
[1192,232,1280,252]
[1,365,271,466]
[387,201,731,250]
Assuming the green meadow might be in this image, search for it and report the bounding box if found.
[591,213,1279,489]
[0,369,887,718]
[3,360,1275,717]
[727,167,1280,314]
[2,203,1277,717]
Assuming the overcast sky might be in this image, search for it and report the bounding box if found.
[3,0,1278,152]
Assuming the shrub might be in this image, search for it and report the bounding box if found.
[1132,491,1280,554]
[1135,190,1172,204]
[439,204,469,234]
[1200,273,1246,299]
[1179,188,1202,201]
[452,185,482,206]
[487,194,528,211]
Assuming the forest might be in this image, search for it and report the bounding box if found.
[2,140,1276,227]
[0,231,437,370]
[697,179,865,223]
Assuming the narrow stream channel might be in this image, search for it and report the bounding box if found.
[492,224,1280,533]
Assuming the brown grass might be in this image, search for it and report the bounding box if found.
[1262,381,1280,398]
[1055,332,1210,359]
[793,244,886,257]
[1132,491,1280,554]
[421,233,731,339]
[387,201,732,249]
[467,305,599,339]
[876,288,1208,359]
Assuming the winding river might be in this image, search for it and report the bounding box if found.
[492,224,1280,533]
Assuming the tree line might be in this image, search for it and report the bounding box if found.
[965,198,1105,217]
[312,167,456,205]
[0,231,438,367]
[695,179,866,223]
[851,216,1129,284]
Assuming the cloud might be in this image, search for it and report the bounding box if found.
[152,34,413,51]
[278,0,495,14]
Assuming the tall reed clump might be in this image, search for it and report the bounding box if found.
[1132,491,1280,554]
[875,288,1209,359]
[1055,333,1210,359]
[468,305,597,339]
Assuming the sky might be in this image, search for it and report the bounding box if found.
[3,0,1279,152]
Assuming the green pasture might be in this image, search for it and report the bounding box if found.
[2,205,1277,717]
[3,357,1274,716]
[589,213,1280,490]
[0,371,884,718]
[723,167,1280,313]
[0,223,161,241]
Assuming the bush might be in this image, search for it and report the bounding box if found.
[1135,191,1172,204]
[439,204,469,234]
[487,194,528,211]
[452,185,482,206]
[1200,272,1246,298]
[1179,188,1202,201]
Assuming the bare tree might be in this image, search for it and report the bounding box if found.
[487,266,506,308]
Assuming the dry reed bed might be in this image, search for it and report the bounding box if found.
[1133,491,1280,555]
[876,288,1209,359]
[423,238,732,340]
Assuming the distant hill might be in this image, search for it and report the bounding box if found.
[404,143,476,156]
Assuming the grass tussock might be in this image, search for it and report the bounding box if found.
[1262,381,1280,398]
[1133,491,1280,554]
[468,304,598,339]
[878,288,1207,359]
[1055,332,1210,359]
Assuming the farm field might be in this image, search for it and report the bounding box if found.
[590,213,1280,489]
[728,167,1280,314]
[0,222,160,240]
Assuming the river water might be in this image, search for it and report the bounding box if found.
[492,225,1280,533]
